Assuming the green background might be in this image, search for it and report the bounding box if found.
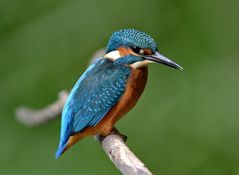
[0,0,239,174]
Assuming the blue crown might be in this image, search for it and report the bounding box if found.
[106,29,158,53]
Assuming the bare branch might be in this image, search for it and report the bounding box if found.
[99,132,153,175]
[15,90,68,127]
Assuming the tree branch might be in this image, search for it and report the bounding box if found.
[100,134,153,175]
[15,90,68,127]
[15,48,154,175]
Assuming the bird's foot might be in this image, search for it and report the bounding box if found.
[97,127,127,142]
[110,127,128,142]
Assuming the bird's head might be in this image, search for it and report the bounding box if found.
[104,29,183,70]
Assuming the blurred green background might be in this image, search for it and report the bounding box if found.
[0,0,239,174]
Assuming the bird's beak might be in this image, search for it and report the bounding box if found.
[145,51,183,70]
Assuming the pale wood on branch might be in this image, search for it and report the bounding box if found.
[15,90,68,127]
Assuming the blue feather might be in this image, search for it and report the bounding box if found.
[106,29,158,53]
[55,58,132,158]
[55,142,67,159]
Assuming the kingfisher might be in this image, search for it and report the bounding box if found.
[55,29,183,158]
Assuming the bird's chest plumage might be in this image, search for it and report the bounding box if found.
[96,66,148,135]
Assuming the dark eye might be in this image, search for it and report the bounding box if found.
[132,47,141,54]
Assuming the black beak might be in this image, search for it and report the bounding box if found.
[145,51,183,70]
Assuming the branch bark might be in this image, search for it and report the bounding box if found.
[101,135,153,175]
[15,48,154,175]
[15,90,68,127]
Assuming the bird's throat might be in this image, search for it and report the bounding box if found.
[130,60,153,69]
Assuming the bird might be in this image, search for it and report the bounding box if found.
[55,29,183,158]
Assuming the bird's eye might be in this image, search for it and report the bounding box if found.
[132,47,141,54]
[132,47,153,56]
[142,49,153,55]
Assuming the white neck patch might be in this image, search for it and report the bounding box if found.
[103,50,121,60]
[130,60,153,69]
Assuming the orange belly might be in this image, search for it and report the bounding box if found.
[65,66,148,152]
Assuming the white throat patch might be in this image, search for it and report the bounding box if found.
[103,50,121,60]
[130,60,154,69]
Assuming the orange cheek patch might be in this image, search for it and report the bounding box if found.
[117,47,137,57]
[143,49,152,55]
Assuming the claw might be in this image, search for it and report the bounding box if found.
[97,127,128,142]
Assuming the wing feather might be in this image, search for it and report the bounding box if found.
[59,59,131,146]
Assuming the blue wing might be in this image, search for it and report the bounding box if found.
[56,58,131,158]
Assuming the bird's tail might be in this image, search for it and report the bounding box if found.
[55,132,86,159]
[55,142,67,159]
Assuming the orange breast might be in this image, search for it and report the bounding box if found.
[95,66,148,135]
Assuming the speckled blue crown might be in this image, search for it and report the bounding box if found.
[106,29,158,53]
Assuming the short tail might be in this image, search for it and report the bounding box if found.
[55,132,86,159]
[55,143,67,159]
